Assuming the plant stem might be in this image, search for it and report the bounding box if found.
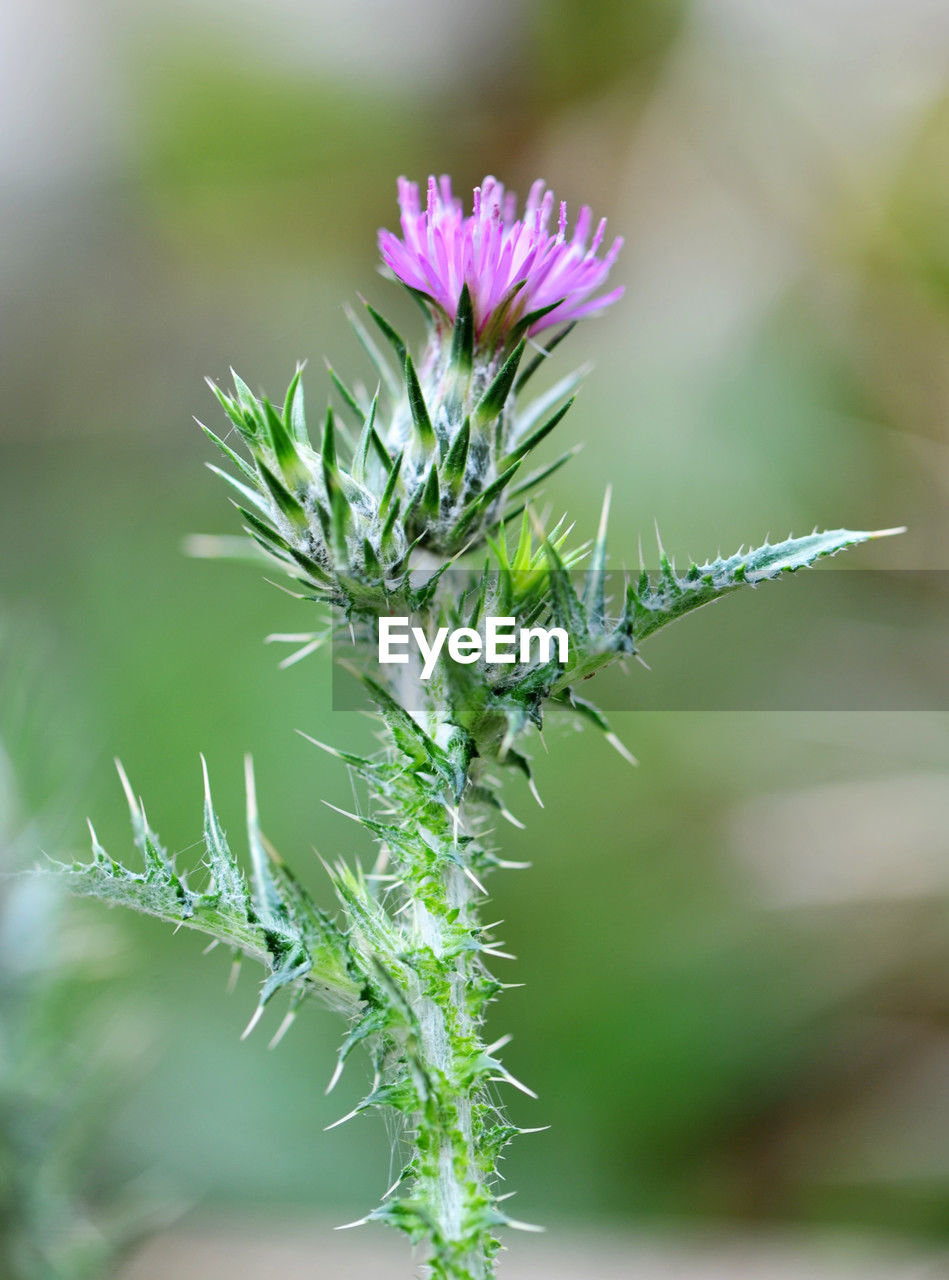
[374,658,503,1280]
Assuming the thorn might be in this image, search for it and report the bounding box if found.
[114,758,137,814]
[202,939,220,955]
[505,1217,545,1233]
[496,858,531,870]
[278,639,324,669]
[489,1072,538,1099]
[296,729,341,758]
[605,732,638,766]
[268,1008,297,1050]
[226,954,241,994]
[654,518,666,561]
[240,1003,265,1041]
[518,1125,551,1135]
[263,576,308,599]
[325,1057,345,1095]
[335,1215,371,1231]
[463,864,489,896]
[485,1034,513,1055]
[538,731,549,755]
[200,753,212,807]
[869,525,907,539]
[499,807,526,830]
[244,753,258,826]
[596,484,612,545]
[483,946,517,960]
[325,1105,363,1131]
[322,800,364,823]
[527,775,544,808]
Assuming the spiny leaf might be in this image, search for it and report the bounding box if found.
[201,755,248,908]
[51,769,359,1010]
[627,527,904,644]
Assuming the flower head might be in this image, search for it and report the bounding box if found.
[379,175,623,344]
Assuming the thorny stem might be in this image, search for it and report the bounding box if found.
[411,863,486,1278]
[379,647,508,1280]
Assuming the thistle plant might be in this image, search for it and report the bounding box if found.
[50,174,900,1280]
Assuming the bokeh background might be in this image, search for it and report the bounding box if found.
[2,0,949,1275]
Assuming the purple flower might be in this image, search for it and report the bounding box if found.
[378,175,623,343]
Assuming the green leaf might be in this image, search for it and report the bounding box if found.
[626,527,904,644]
[49,763,359,1012]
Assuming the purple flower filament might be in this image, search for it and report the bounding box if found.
[379,175,624,343]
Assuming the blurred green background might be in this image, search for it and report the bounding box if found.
[2,0,949,1265]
